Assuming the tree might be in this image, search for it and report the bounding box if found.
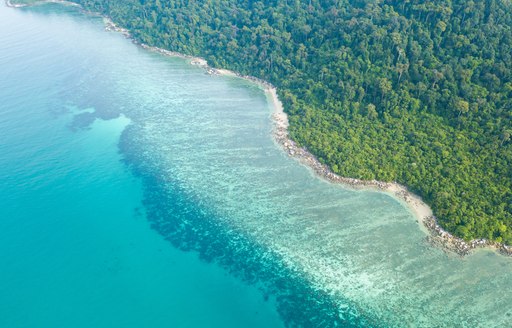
[455,99,470,117]
[366,103,378,120]
[501,130,511,146]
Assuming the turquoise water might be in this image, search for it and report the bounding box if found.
[1,2,512,327]
[0,4,282,328]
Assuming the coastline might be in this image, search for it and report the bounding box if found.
[5,0,79,8]
[5,0,22,7]
[6,0,511,257]
[192,64,512,258]
[275,120,512,256]
[201,63,512,257]
[270,110,511,257]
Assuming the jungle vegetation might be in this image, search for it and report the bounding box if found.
[62,0,512,243]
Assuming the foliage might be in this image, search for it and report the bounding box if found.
[71,0,511,244]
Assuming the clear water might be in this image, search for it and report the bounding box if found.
[0,4,282,328]
[1,3,511,328]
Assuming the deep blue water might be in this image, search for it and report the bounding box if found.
[1,2,512,328]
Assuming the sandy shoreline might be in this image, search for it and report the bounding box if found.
[6,0,510,257]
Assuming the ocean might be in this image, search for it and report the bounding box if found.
[1,2,511,327]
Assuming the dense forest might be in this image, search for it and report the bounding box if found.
[41,0,512,244]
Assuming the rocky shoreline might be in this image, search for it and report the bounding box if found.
[423,217,512,256]
[6,0,510,258]
[271,109,512,257]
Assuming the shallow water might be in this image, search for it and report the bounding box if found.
[1,2,511,327]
